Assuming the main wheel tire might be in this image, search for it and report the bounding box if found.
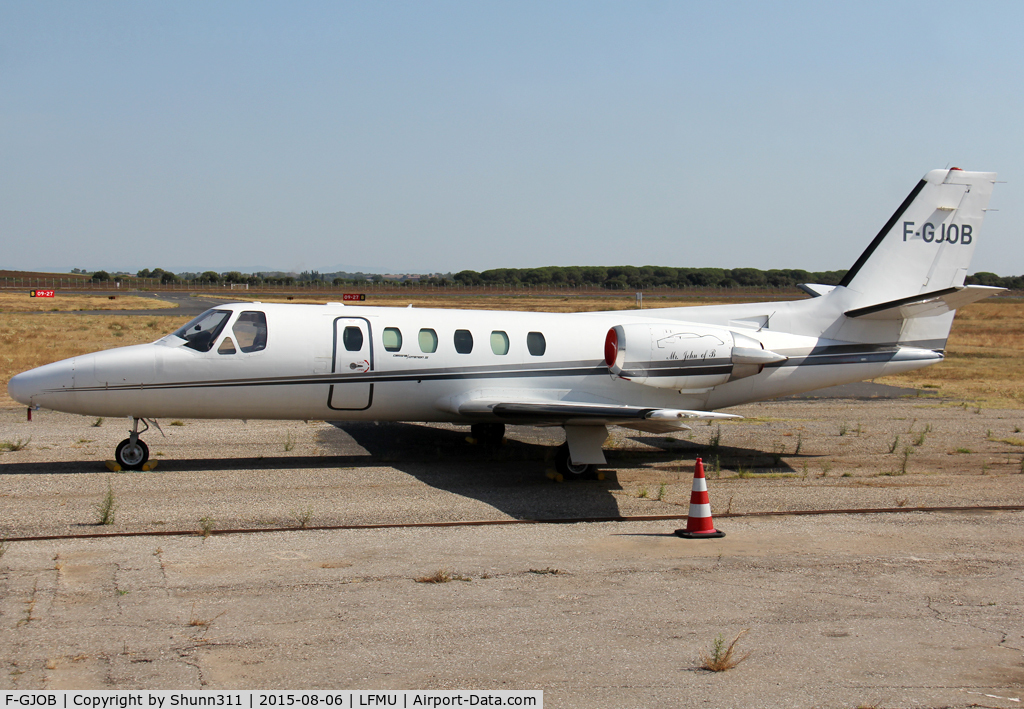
[555,442,597,480]
[471,423,506,446]
[115,438,149,470]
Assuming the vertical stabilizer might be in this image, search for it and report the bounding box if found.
[838,168,996,308]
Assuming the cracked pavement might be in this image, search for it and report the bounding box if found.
[1,400,1023,706]
[1,512,1022,707]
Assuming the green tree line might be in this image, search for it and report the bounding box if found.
[82,266,1024,291]
[450,266,848,289]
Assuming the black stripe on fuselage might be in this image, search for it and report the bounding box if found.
[45,341,943,397]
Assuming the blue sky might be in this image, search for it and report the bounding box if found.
[2,1,1022,275]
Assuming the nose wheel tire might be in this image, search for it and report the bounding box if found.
[555,442,597,480]
[115,438,150,470]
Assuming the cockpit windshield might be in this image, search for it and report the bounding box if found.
[172,309,231,352]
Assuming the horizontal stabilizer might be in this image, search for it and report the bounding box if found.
[844,285,1005,320]
[457,399,740,429]
[797,284,837,298]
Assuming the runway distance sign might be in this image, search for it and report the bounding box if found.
[30,290,55,298]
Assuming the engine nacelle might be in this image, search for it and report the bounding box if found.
[604,323,787,391]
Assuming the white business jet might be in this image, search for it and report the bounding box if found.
[8,168,1002,476]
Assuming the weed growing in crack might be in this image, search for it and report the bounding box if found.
[188,603,225,629]
[95,480,117,525]
[91,417,104,427]
[699,629,750,672]
[416,568,471,583]
[709,425,721,449]
[0,438,31,452]
[709,456,721,478]
[290,507,313,528]
[888,435,901,454]
[901,446,913,474]
[284,433,295,452]
[199,517,215,538]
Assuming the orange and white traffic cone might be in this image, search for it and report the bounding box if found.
[675,457,725,539]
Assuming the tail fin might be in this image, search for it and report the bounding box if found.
[838,168,996,308]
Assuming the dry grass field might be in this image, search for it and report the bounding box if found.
[0,295,1021,408]
[0,314,188,406]
[0,292,176,312]
[880,299,1024,406]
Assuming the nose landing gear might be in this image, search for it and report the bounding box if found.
[115,418,152,470]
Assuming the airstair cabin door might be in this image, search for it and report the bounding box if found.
[329,317,374,410]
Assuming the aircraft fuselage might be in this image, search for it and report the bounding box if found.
[9,302,939,422]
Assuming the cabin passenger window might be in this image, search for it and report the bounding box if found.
[232,311,268,353]
[419,328,438,353]
[217,337,237,355]
[527,332,546,356]
[383,327,403,352]
[454,329,473,354]
[343,326,364,351]
[490,331,509,355]
[173,309,231,352]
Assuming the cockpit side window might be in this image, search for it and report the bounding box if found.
[173,310,231,352]
[232,311,268,353]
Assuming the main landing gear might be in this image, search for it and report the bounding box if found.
[552,425,608,481]
[469,422,506,446]
[555,443,598,480]
[465,422,604,481]
[115,418,151,470]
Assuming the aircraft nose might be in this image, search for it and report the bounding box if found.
[7,359,75,406]
[7,370,37,405]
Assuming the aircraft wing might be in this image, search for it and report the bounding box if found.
[456,399,741,432]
